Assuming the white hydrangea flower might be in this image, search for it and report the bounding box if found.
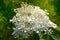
[10,2,57,38]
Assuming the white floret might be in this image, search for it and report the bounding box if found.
[10,2,57,38]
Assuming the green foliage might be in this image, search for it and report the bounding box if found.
[0,0,60,40]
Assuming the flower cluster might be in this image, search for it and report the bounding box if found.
[10,2,57,38]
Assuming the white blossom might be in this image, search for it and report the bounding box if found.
[10,2,57,38]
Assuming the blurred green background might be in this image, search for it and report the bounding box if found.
[0,0,60,40]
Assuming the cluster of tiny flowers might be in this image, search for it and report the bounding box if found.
[10,2,57,38]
